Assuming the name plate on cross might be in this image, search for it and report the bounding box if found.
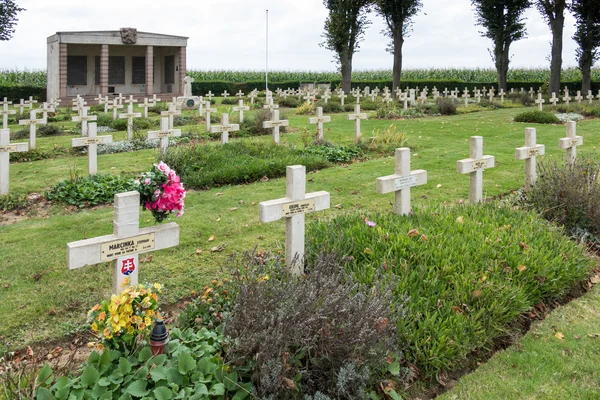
[528,148,541,157]
[0,145,17,152]
[394,175,419,190]
[100,233,156,261]
[472,159,490,170]
[282,199,316,217]
[83,138,104,145]
[213,125,236,133]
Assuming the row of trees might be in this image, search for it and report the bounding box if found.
[321,0,600,94]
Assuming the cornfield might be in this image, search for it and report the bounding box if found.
[2,67,600,86]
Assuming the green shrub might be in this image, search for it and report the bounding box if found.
[110,117,158,132]
[9,146,72,163]
[317,101,345,113]
[45,173,137,207]
[238,109,289,137]
[376,104,404,119]
[148,103,168,114]
[436,97,457,115]
[220,97,239,105]
[278,96,300,108]
[362,124,409,154]
[179,277,233,330]
[306,204,594,379]
[11,128,29,140]
[296,101,316,115]
[514,110,560,124]
[507,92,534,106]
[0,193,30,211]
[303,143,362,163]
[173,116,201,127]
[37,124,63,136]
[162,141,330,189]
[95,113,113,127]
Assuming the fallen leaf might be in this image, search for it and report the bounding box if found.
[436,184,442,188]
[282,377,295,389]
[472,290,482,298]
[408,228,420,237]
[590,275,600,284]
[210,246,225,253]
[140,255,153,263]
[260,176,269,182]
[215,218,221,222]
[587,333,599,338]
[216,192,223,196]
[518,265,527,272]
[555,332,565,340]
[363,248,373,255]
[335,204,343,209]
[421,234,429,241]
[230,207,238,211]
[238,200,245,204]
[520,241,530,250]
[456,216,464,224]
[195,249,203,255]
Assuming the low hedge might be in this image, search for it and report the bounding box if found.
[0,85,46,103]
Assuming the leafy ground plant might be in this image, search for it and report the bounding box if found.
[513,110,560,124]
[45,173,137,207]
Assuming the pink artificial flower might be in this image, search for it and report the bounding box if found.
[144,178,151,185]
[157,162,171,174]
[365,220,376,227]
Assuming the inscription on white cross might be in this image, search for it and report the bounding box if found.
[259,165,330,276]
[348,104,368,143]
[148,117,182,157]
[0,98,16,129]
[515,128,545,191]
[457,136,495,203]
[263,109,289,144]
[19,110,46,150]
[67,191,180,294]
[211,113,240,144]
[559,121,583,166]
[72,107,97,137]
[119,103,142,140]
[308,107,331,142]
[72,122,113,175]
[233,99,250,123]
[376,148,427,215]
[0,128,28,195]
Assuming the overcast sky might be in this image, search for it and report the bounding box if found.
[0,0,589,72]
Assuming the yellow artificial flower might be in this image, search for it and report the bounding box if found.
[153,283,163,291]
[258,275,270,282]
[141,297,152,308]
[91,323,98,332]
[97,311,106,321]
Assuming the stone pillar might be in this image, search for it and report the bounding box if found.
[59,43,68,99]
[145,46,154,96]
[178,46,186,97]
[100,44,109,96]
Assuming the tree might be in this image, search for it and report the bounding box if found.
[373,0,423,92]
[471,0,531,91]
[536,0,568,96]
[0,0,25,41]
[321,0,372,93]
[571,0,600,93]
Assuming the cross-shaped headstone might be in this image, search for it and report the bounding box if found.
[353,91,363,104]
[24,96,38,110]
[221,90,230,99]
[106,99,124,120]
[535,93,545,111]
[0,128,28,195]
[17,99,25,116]
[263,109,289,144]
[321,92,331,104]
[443,88,449,97]
[457,136,496,203]
[515,127,545,191]
[462,88,470,106]
[150,94,162,106]
[559,121,583,167]
[205,91,214,102]
[263,97,279,118]
[303,93,315,104]
[348,104,367,143]
[119,103,142,140]
[399,92,408,110]
[72,107,97,137]
[488,88,495,102]
[37,102,55,120]
[95,94,105,105]
[308,107,331,142]
[586,90,594,105]
[259,165,330,276]
[115,93,125,105]
[67,191,180,294]
[382,92,393,105]
[147,117,182,157]
[124,95,138,105]
[338,90,347,106]
[0,98,16,129]
[575,91,583,104]
[376,148,427,215]
[499,89,505,104]
[138,98,151,118]
[529,87,535,99]
[249,90,258,105]
[204,101,217,131]
[72,98,88,116]
[233,99,250,123]
[236,90,245,99]
[161,103,181,130]
[475,90,482,103]
[72,122,113,175]
[211,113,240,144]
[18,110,46,149]
[550,92,558,107]
[563,88,571,105]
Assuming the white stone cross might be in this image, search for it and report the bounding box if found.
[559,121,583,166]
[443,88,449,97]
[529,87,535,99]
[488,88,495,102]
[462,88,470,106]
[353,91,363,104]
[263,109,289,144]
[24,96,38,110]
[0,98,16,129]
[205,91,214,102]
[147,117,182,157]
[263,97,279,117]
[17,99,25,116]
[0,128,28,195]
[550,92,558,107]
[18,110,46,150]
[138,98,150,118]
[67,191,180,295]
[383,92,393,104]
[211,113,240,144]
[515,128,545,191]
[586,90,594,105]
[72,98,88,116]
[399,92,408,110]
[499,89,505,104]
[563,88,571,105]
[308,107,331,142]
[338,90,347,106]
[221,90,230,98]
[124,95,138,105]
[160,103,181,130]
[575,91,583,104]
[204,101,217,131]
[72,107,97,137]
[72,122,113,175]
[475,90,482,103]
[150,94,162,106]
[348,103,367,143]
[119,103,142,140]
[106,99,124,120]
[95,94,105,105]
[457,136,496,203]
[259,165,330,276]
[38,102,55,120]
[321,92,331,104]
[115,93,125,105]
[535,93,545,111]
[236,90,245,99]
[249,90,258,105]
[233,99,250,123]
[303,93,315,104]
[377,148,427,216]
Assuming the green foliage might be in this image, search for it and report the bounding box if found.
[9,146,72,163]
[219,97,240,105]
[0,192,29,211]
[0,0,25,41]
[162,141,330,189]
[471,0,531,47]
[362,124,408,154]
[436,97,457,115]
[0,85,44,102]
[37,124,63,136]
[571,0,600,75]
[507,92,534,106]
[302,143,362,163]
[238,109,288,137]
[111,117,158,132]
[148,102,168,114]
[514,110,560,124]
[178,277,233,330]
[306,204,594,378]
[35,328,252,400]
[296,101,316,115]
[45,173,137,208]
[316,100,345,113]
[278,96,300,108]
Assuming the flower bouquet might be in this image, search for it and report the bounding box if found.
[137,162,185,223]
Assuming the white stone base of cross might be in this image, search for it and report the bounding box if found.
[308,107,331,141]
[559,121,583,166]
[0,129,28,195]
[210,113,240,144]
[67,191,180,294]
[348,104,367,143]
[18,111,46,150]
[515,128,545,191]
[263,109,289,144]
[377,148,427,215]
[259,165,330,276]
[72,123,113,175]
[457,136,495,203]
[148,117,182,157]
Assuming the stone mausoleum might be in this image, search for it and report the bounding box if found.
[47,28,188,104]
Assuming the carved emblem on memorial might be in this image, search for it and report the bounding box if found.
[120,28,138,44]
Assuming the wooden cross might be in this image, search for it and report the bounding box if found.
[259,165,330,276]
[119,103,142,139]
[211,113,240,144]
[72,107,97,137]
[124,95,138,105]
[586,90,594,105]
[457,136,495,203]
[106,99,123,120]
[205,91,214,102]
[338,91,347,106]
[233,99,250,123]
[221,90,230,98]
[160,103,181,130]
[515,128,545,191]
[575,91,583,104]
[550,92,558,107]
[308,107,331,142]
[263,109,289,144]
[24,96,38,110]
[377,148,427,215]
[18,110,46,150]
[559,121,583,166]
[148,117,182,157]
[72,122,113,175]
[348,104,367,143]
[67,191,180,294]
[563,88,571,105]
[535,93,545,111]
[0,128,28,195]
[236,90,245,99]
[462,88,470,106]
[0,98,16,129]
[204,101,217,131]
